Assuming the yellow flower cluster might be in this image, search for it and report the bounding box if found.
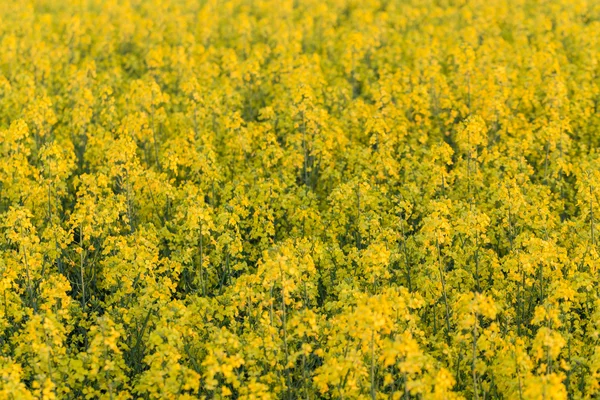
[0,0,599,398]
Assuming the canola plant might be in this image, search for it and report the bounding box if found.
[0,0,599,398]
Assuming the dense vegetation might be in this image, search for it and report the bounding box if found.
[0,0,599,398]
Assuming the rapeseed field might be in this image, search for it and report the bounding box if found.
[0,0,599,398]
